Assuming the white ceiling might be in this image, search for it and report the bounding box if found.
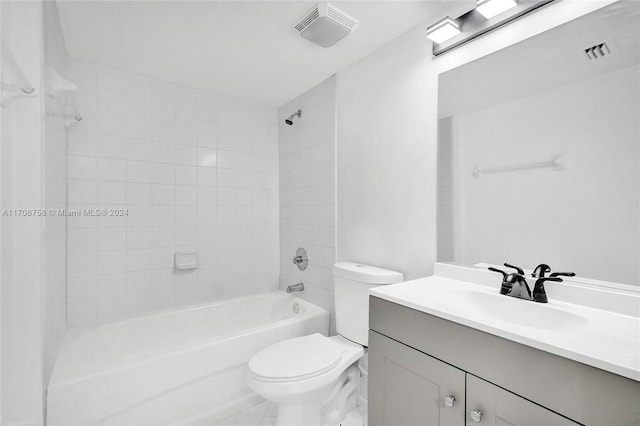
[56,0,474,107]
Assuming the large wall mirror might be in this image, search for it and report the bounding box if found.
[437,2,639,285]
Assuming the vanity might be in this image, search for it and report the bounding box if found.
[366,2,640,424]
[370,2,640,424]
[368,263,640,426]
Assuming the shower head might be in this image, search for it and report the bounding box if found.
[285,109,302,125]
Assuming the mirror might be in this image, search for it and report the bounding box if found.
[437,2,640,285]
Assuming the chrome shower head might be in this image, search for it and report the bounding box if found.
[285,109,302,125]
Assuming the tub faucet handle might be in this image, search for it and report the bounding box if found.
[291,247,308,271]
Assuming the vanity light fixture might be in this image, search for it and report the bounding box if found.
[430,0,554,56]
[426,17,461,44]
[476,0,518,19]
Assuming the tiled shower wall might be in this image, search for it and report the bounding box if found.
[66,59,279,327]
[279,77,336,331]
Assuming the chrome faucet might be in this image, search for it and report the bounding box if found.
[489,263,574,303]
[286,282,304,293]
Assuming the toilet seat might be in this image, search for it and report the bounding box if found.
[248,334,352,382]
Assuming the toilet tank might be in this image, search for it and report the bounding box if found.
[333,262,403,346]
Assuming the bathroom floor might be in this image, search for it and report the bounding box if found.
[211,400,277,426]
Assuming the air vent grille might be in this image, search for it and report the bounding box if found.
[584,42,612,60]
[295,7,320,32]
[327,5,358,30]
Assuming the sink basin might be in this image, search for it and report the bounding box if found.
[445,290,589,331]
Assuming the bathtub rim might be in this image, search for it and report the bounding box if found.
[50,291,329,388]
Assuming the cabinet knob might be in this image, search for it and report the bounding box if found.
[443,395,455,407]
[470,409,483,423]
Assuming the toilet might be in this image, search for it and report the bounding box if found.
[247,262,403,426]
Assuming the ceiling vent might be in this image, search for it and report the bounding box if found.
[294,2,359,48]
[582,40,615,61]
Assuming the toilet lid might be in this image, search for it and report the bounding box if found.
[248,334,343,382]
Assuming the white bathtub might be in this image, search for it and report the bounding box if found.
[47,292,329,426]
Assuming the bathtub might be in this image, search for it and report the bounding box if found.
[47,292,329,426]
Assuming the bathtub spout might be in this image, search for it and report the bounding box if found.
[286,282,304,293]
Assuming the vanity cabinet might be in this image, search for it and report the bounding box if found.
[369,331,466,426]
[369,296,640,426]
[369,331,578,426]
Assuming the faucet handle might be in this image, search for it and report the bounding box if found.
[488,267,513,295]
[488,267,507,280]
[550,272,576,278]
[504,262,525,275]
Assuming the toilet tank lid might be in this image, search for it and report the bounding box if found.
[333,262,403,285]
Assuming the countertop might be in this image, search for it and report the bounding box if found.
[370,264,640,382]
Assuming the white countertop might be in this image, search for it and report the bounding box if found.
[370,264,640,382]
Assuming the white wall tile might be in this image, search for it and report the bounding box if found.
[176,124,197,146]
[126,116,151,139]
[98,158,126,182]
[98,135,126,159]
[126,72,151,98]
[127,93,151,118]
[99,228,126,251]
[153,141,175,164]
[152,163,175,184]
[68,229,98,253]
[69,180,98,204]
[67,61,279,326]
[98,181,126,205]
[68,300,98,327]
[197,147,217,167]
[68,251,98,278]
[278,77,335,315]
[126,160,152,183]
[98,274,126,298]
[175,145,197,165]
[68,131,98,157]
[68,276,98,303]
[68,155,98,180]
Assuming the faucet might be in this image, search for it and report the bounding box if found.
[286,282,304,293]
[489,263,575,303]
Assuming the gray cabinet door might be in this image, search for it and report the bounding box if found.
[466,374,580,426]
[369,331,466,426]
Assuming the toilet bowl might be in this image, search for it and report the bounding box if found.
[247,262,403,426]
[247,333,364,426]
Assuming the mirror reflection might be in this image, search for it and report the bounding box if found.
[437,2,640,285]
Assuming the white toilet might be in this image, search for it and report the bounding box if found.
[247,262,403,426]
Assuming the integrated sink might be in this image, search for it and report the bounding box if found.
[369,263,640,382]
[445,290,589,331]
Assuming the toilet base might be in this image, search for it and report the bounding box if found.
[336,409,364,426]
[276,402,323,426]
[275,407,363,426]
